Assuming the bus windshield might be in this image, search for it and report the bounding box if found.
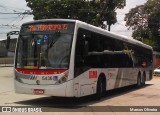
[16,22,74,69]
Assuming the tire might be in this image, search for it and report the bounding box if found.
[136,73,142,88]
[95,77,104,100]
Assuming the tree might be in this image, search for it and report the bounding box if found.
[124,0,160,48]
[25,0,126,30]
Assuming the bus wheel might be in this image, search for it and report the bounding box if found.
[95,77,104,100]
[136,73,142,88]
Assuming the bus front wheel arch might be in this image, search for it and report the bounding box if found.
[95,74,106,100]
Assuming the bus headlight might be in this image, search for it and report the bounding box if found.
[55,71,69,85]
[15,76,24,83]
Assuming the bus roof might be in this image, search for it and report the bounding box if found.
[22,19,152,50]
[75,20,152,50]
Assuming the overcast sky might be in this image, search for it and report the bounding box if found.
[0,0,147,40]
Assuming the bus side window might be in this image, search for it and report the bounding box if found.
[74,28,91,77]
[75,35,84,66]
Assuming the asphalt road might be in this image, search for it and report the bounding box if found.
[0,67,160,115]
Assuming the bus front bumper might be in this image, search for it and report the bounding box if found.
[14,80,74,97]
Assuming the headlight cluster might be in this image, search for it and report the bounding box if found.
[55,71,69,85]
[15,76,24,83]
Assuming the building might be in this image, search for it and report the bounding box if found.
[0,38,17,57]
[153,51,160,68]
[0,39,8,57]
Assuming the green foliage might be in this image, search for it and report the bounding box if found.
[142,38,155,46]
[25,0,126,29]
[124,0,160,48]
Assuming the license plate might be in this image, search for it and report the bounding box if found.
[33,89,44,94]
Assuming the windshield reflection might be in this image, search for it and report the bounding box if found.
[16,33,72,69]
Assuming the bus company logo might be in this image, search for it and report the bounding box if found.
[89,71,97,78]
[16,74,37,80]
[53,76,58,81]
[108,72,113,78]
[29,75,37,80]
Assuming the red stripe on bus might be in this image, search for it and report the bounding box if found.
[15,68,67,75]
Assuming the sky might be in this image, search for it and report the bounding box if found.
[111,0,147,37]
[0,0,147,40]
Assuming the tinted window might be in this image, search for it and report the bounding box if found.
[74,28,153,77]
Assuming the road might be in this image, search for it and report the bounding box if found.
[0,67,160,115]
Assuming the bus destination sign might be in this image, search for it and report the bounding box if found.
[28,24,68,32]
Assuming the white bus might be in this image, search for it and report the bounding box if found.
[14,19,153,99]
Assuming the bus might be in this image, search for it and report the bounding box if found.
[14,19,153,99]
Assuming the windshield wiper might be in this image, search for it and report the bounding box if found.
[48,31,61,48]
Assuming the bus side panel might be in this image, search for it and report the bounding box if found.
[72,68,139,97]
[101,68,119,90]
[65,79,75,97]
[73,69,100,97]
[101,68,138,91]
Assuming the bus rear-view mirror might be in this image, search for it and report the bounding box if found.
[6,35,11,49]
